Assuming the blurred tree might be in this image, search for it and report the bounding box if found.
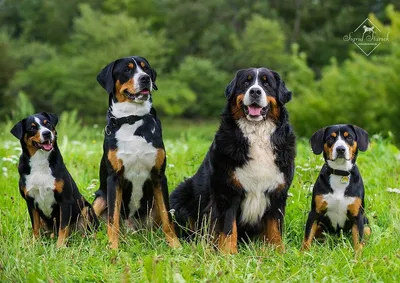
[288,5,400,141]
[234,15,289,71]
[171,56,229,117]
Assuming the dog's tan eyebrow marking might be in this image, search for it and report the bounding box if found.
[331,132,337,138]
[344,132,349,137]
[43,120,47,125]
[262,75,267,81]
[140,62,145,68]
[247,75,252,80]
[128,63,134,69]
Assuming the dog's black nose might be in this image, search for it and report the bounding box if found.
[140,75,150,84]
[42,131,52,140]
[249,88,262,99]
[336,146,346,155]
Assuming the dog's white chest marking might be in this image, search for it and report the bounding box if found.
[115,119,157,217]
[25,150,56,218]
[323,175,354,228]
[235,119,284,225]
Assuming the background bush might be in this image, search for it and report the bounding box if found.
[1,0,399,142]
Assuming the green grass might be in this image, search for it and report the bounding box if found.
[0,118,399,282]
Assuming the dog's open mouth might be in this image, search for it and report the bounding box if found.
[242,103,269,119]
[33,140,53,151]
[124,89,150,101]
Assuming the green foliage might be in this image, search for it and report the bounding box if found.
[171,57,229,117]
[0,1,399,142]
[9,92,35,122]
[288,5,400,142]
[235,15,289,70]
[154,79,196,116]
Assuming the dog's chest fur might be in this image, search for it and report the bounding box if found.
[235,118,284,225]
[25,150,56,218]
[113,103,157,217]
[323,175,354,228]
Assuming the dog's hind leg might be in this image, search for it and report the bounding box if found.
[57,202,72,248]
[301,211,318,250]
[93,154,108,217]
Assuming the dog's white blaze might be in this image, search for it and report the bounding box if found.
[323,175,354,228]
[243,69,267,108]
[235,118,284,225]
[34,117,54,142]
[25,150,56,218]
[327,136,353,171]
[132,58,153,92]
[114,119,157,217]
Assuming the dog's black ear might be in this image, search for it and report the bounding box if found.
[310,127,326,155]
[40,112,59,127]
[349,125,369,151]
[225,69,244,100]
[97,61,116,94]
[151,68,158,90]
[272,71,292,104]
[10,120,25,140]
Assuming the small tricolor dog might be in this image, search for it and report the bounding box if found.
[171,68,295,254]
[302,124,370,252]
[92,56,180,249]
[11,112,98,247]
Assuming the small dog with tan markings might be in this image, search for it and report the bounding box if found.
[302,124,370,252]
[11,112,98,247]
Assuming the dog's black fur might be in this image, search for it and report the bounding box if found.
[11,112,98,247]
[303,124,370,251]
[170,68,295,253]
[92,56,180,249]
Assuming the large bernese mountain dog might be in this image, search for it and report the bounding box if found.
[170,68,295,254]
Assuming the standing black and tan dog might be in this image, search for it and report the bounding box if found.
[302,124,370,252]
[92,56,180,249]
[170,68,295,254]
[11,112,98,247]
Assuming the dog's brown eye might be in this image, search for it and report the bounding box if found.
[244,81,250,86]
[346,136,353,142]
[124,67,131,73]
[327,136,334,143]
[263,82,269,87]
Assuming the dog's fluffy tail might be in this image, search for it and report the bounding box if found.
[170,178,195,237]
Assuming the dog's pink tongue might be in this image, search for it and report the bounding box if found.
[42,143,53,151]
[248,106,262,116]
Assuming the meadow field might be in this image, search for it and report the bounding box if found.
[0,115,399,282]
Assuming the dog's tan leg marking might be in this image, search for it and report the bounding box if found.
[347,197,362,217]
[54,179,64,194]
[93,196,107,217]
[218,219,238,254]
[56,207,70,248]
[108,149,123,173]
[264,218,284,251]
[315,195,328,214]
[32,208,40,239]
[155,149,165,170]
[301,221,318,250]
[153,187,181,248]
[352,224,363,252]
[108,187,122,249]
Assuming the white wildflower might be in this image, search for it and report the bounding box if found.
[386,188,400,194]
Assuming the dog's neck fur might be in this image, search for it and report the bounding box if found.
[111,100,152,118]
